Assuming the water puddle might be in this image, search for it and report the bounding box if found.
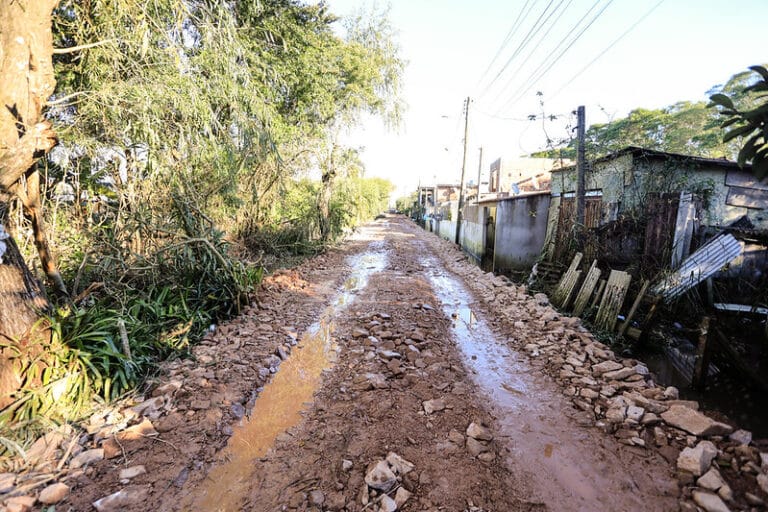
[188,245,387,511]
[421,255,655,511]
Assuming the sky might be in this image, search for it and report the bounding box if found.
[322,0,768,200]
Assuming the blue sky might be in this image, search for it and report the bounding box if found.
[324,0,768,199]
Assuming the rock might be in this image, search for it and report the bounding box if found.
[365,373,389,390]
[309,489,325,506]
[466,437,488,457]
[423,399,446,414]
[697,468,726,491]
[692,490,731,512]
[761,452,768,468]
[728,429,752,446]
[379,494,398,512]
[0,472,15,493]
[641,412,660,425]
[626,406,645,423]
[591,360,623,375]
[4,496,35,512]
[386,452,414,475]
[377,349,402,360]
[605,406,627,423]
[448,429,465,445]
[352,328,370,338]
[478,451,496,462]
[466,422,493,441]
[603,367,636,380]
[395,487,412,508]
[326,492,346,511]
[342,459,353,472]
[365,460,397,492]
[93,486,150,512]
[119,465,147,480]
[70,448,104,469]
[661,405,733,436]
[276,345,289,360]
[151,380,182,397]
[38,482,70,504]
[130,396,166,418]
[677,441,718,476]
[663,386,680,400]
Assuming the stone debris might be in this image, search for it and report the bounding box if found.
[466,422,493,442]
[661,406,733,437]
[692,490,732,512]
[364,460,397,492]
[423,398,446,414]
[677,441,718,476]
[4,495,35,512]
[38,482,70,504]
[93,486,150,512]
[70,448,104,469]
[119,465,147,481]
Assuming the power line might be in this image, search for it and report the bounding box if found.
[474,0,536,93]
[478,0,557,102]
[548,0,666,101]
[483,0,574,109]
[498,0,615,113]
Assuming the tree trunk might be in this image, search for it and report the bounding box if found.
[317,143,337,242]
[0,0,59,407]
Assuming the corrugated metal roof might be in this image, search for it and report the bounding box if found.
[550,146,751,174]
[651,233,742,301]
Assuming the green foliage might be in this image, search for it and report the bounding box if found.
[710,65,768,179]
[534,68,767,161]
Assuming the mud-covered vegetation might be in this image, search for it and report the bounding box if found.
[0,0,402,451]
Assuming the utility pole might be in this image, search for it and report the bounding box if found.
[575,105,586,250]
[455,96,470,245]
[475,146,483,204]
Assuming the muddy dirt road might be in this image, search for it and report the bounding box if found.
[66,216,682,511]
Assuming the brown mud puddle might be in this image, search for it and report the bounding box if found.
[420,251,677,512]
[185,246,388,511]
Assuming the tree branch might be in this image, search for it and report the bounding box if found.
[53,40,113,54]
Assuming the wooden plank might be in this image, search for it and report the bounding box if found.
[617,279,649,338]
[726,186,768,209]
[726,169,768,191]
[594,270,631,332]
[589,279,607,313]
[552,252,583,307]
[572,261,601,316]
[561,270,582,310]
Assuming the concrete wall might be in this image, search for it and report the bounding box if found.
[549,153,768,229]
[459,204,485,263]
[494,194,551,271]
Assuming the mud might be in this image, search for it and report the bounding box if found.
[64,216,678,511]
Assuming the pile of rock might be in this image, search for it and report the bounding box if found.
[361,452,415,511]
[427,234,768,511]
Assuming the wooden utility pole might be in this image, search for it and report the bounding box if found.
[476,146,483,204]
[455,97,470,245]
[575,105,586,249]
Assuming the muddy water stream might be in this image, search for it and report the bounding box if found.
[187,245,388,512]
[421,255,673,512]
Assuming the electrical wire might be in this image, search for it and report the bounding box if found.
[482,0,575,109]
[474,0,536,93]
[498,0,615,113]
[548,0,666,101]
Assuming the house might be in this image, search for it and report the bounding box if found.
[543,146,768,278]
[488,157,570,195]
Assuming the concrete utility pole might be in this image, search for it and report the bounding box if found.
[455,96,470,245]
[575,105,586,249]
[475,146,483,204]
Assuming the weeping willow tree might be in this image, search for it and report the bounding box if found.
[0,0,404,431]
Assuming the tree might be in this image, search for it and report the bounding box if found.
[710,65,768,180]
[0,0,60,406]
